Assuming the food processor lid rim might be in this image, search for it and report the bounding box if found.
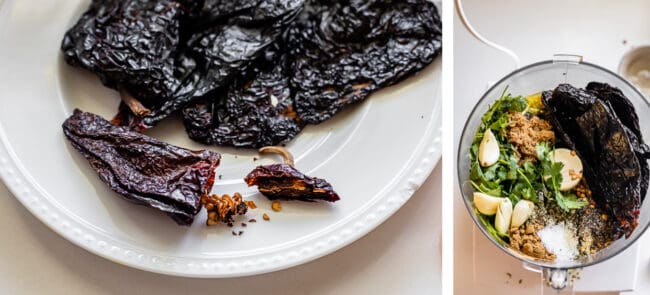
[457,58,650,271]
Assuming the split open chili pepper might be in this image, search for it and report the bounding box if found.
[244,146,340,202]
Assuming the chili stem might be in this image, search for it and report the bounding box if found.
[119,87,151,117]
[259,146,294,166]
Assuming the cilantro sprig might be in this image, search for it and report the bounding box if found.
[536,143,588,211]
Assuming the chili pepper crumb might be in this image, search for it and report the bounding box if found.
[244,200,257,209]
[202,193,248,226]
[271,201,282,212]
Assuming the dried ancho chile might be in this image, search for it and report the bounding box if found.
[63,110,220,225]
[63,0,304,130]
[542,83,650,238]
[125,0,304,129]
[61,0,194,112]
[287,0,442,123]
[181,0,442,147]
[586,82,650,202]
[182,42,303,148]
[246,164,340,202]
[244,147,340,202]
[61,0,442,148]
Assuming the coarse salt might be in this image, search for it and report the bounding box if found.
[537,222,579,262]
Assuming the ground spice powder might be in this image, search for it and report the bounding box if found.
[507,112,555,162]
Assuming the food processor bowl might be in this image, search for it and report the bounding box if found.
[457,56,650,290]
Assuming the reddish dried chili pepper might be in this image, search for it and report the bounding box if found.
[62,109,220,225]
[244,147,339,202]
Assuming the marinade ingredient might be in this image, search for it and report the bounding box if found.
[63,0,442,149]
[586,82,643,139]
[287,0,442,123]
[469,90,587,247]
[131,0,304,129]
[63,109,220,225]
[182,0,442,146]
[542,83,649,238]
[469,91,553,205]
[244,146,339,202]
[478,129,500,167]
[61,0,194,107]
[201,193,249,226]
[245,164,340,202]
[509,221,556,261]
[507,112,555,162]
[586,82,650,201]
[182,42,303,148]
[67,0,305,130]
[536,143,588,212]
[523,193,616,258]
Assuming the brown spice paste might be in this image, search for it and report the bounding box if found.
[507,112,555,162]
[509,221,556,261]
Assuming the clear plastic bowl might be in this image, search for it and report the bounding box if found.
[457,57,650,289]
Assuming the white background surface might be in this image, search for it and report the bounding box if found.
[454,0,650,294]
[0,0,442,293]
[0,165,441,295]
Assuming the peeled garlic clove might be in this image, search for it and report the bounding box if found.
[494,198,513,235]
[479,129,500,167]
[511,200,534,228]
[551,148,583,191]
[473,192,503,215]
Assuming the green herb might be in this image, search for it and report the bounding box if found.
[469,89,534,204]
[476,208,508,245]
[536,143,588,211]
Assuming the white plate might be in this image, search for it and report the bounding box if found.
[0,0,441,277]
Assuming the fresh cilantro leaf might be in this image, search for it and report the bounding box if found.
[535,142,587,211]
[506,154,519,180]
[555,192,588,211]
[489,115,510,132]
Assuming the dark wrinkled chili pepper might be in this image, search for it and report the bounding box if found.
[61,0,195,113]
[182,0,442,147]
[62,109,220,225]
[113,0,304,130]
[244,147,340,202]
[542,83,650,238]
[287,0,442,124]
[182,42,304,148]
[62,0,442,150]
